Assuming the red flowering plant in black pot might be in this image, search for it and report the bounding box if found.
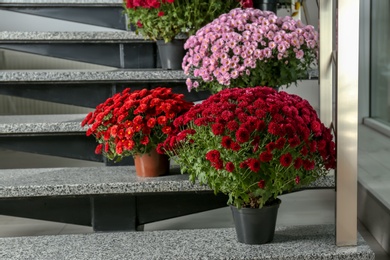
[82,87,193,177]
[159,86,336,208]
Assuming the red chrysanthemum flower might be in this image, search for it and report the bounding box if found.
[157,116,167,125]
[169,136,177,148]
[103,131,111,141]
[280,153,293,167]
[194,118,208,126]
[162,126,172,134]
[221,110,234,121]
[267,121,279,136]
[124,140,135,150]
[237,112,248,123]
[231,142,241,151]
[133,115,143,125]
[227,120,239,131]
[212,159,224,170]
[205,150,221,163]
[288,136,300,148]
[303,159,315,170]
[248,158,261,172]
[294,158,303,169]
[311,120,322,135]
[211,123,225,136]
[239,161,247,169]
[257,180,265,189]
[147,118,156,128]
[259,151,273,162]
[310,141,317,153]
[255,108,267,119]
[104,143,110,152]
[275,137,286,149]
[317,139,327,151]
[95,144,103,154]
[225,162,235,172]
[266,142,276,152]
[300,145,308,156]
[256,120,266,131]
[221,136,233,149]
[116,145,123,155]
[236,128,250,143]
[140,136,149,145]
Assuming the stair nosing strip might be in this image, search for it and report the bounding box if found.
[0,70,189,82]
[0,31,150,42]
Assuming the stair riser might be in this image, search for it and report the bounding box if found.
[0,43,156,68]
[0,134,102,162]
[0,192,228,231]
[0,83,211,108]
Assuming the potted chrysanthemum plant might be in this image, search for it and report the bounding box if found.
[124,0,251,69]
[82,87,193,177]
[182,8,318,92]
[158,86,336,244]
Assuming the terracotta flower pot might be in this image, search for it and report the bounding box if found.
[134,149,169,177]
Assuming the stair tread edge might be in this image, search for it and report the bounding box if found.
[0,224,374,260]
[0,70,188,82]
[0,166,335,197]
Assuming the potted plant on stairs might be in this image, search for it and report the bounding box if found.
[182,8,318,92]
[123,0,251,69]
[82,87,193,177]
[158,86,336,244]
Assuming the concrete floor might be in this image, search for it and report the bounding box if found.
[0,148,389,259]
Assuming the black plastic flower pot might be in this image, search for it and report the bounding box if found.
[156,39,186,70]
[253,0,278,13]
[230,198,281,244]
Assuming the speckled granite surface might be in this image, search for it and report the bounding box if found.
[0,166,208,198]
[0,166,334,198]
[0,31,146,42]
[0,225,374,260]
[0,69,187,82]
[0,114,87,134]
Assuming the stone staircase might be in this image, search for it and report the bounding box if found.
[0,1,375,259]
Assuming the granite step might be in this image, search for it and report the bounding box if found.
[0,165,334,231]
[0,69,210,107]
[0,0,125,30]
[0,166,227,230]
[0,225,374,260]
[0,31,156,68]
[0,114,100,161]
[0,114,87,135]
[0,166,334,199]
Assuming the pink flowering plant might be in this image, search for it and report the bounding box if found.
[158,87,336,208]
[82,87,193,162]
[124,0,252,43]
[183,8,319,92]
